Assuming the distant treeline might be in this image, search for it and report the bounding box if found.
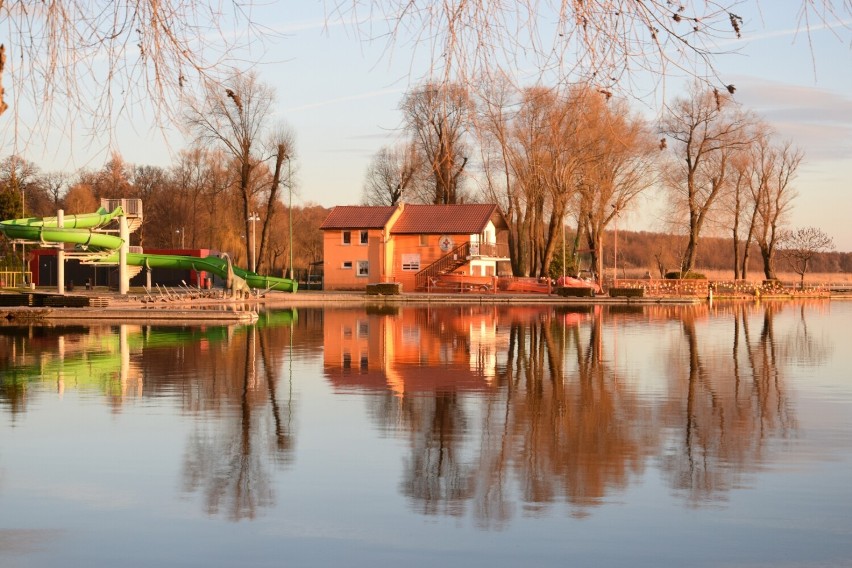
[603,230,851,277]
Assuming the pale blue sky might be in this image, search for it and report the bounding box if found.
[4,2,851,251]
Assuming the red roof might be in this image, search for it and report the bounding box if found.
[320,206,397,230]
[391,204,501,234]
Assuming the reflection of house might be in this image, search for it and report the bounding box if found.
[323,307,509,395]
[319,203,510,291]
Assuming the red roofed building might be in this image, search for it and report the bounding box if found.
[320,203,510,291]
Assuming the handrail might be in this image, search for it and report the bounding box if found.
[415,241,470,290]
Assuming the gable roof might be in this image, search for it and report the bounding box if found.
[391,204,501,234]
[320,206,397,230]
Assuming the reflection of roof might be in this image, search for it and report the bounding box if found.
[324,363,493,394]
[320,206,397,229]
[391,204,501,234]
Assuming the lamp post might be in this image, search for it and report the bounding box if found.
[612,202,620,287]
[287,155,293,283]
[248,212,260,273]
[21,186,26,284]
[176,228,184,249]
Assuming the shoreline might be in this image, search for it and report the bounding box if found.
[2,286,847,323]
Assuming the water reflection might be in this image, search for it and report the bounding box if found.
[321,302,831,524]
[0,310,298,521]
[659,303,799,505]
[0,301,837,528]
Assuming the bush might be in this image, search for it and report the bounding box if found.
[609,287,644,298]
[556,286,595,297]
[665,271,706,280]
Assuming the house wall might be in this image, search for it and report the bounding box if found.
[322,228,380,290]
[321,210,508,291]
[390,232,473,292]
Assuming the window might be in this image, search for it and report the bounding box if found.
[357,260,369,277]
[360,230,369,245]
[342,231,351,245]
[419,234,428,246]
[401,253,421,271]
[342,261,353,269]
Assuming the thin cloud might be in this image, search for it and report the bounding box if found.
[721,17,852,46]
[732,76,852,160]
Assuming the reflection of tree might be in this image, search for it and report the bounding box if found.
[400,393,472,517]
[505,309,654,518]
[782,302,833,366]
[374,306,655,526]
[661,303,797,505]
[180,324,296,520]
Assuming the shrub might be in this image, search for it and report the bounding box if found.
[665,271,706,280]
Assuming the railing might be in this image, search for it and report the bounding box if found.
[469,242,509,258]
[0,270,33,288]
[101,198,143,218]
[414,241,471,290]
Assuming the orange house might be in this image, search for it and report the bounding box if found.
[320,203,510,291]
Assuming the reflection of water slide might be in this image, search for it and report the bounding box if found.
[0,208,297,292]
[2,311,296,392]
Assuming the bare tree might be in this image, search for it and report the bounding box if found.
[186,71,289,272]
[576,94,657,287]
[719,149,752,279]
[660,85,756,275]
[748,138,803,280]
[362,142,422,206]
[79,153,135,201]
[779,227,835,289]
[171,147,233,248]
[257,126,296,275]
[330,1,850,92]
[43,171,68,209]
[131,165,170,247]
[401,83,471,204]
[0,2,272,137]
[61,183,99,214]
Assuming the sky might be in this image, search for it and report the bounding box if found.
[3,2,852,251]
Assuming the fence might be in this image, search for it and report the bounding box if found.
[0,271,33,288]
[612,278,832,298]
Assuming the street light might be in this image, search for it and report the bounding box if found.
[612,202,620,287]
[176,228,184,249]
[286,155,293,283]
[248,212,260,273]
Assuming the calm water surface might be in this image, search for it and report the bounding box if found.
[1,301,851,567]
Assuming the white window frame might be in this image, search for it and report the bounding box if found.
[357,260,369,277]
[359,230,369,245]
[342,261,353,269]
[342,231,351,245]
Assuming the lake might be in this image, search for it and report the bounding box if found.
[1,301,851,567]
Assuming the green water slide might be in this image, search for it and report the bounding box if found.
[0,207,297,292]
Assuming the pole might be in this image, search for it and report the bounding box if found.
[20,187,26,284]
[288,156,294,284]
[248,212,259,273]
[57,210,65,294]
[119,213,129,295]
[561,217,566,280]
[612,203,619,287]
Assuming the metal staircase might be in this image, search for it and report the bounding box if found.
[414,241,471,290]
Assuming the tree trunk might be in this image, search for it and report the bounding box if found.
[760,243,776,280]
